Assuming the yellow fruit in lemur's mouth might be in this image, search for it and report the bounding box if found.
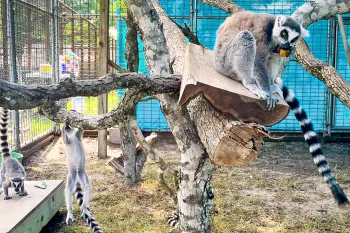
[279,49,290,57]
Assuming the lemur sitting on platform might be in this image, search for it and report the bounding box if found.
[0,107,28,200]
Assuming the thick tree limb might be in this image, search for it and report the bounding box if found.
[197,0,243,14]
[125,11,140,72]
[129,119,177,202]
[291,1,350,109]
[39,89,146,129]
[128,1,213,232]
[0,73,181,110]
[295,39,350,108]
[292,0,350,27]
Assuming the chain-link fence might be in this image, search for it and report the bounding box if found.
[1,0,58,150]
[59,0,119,116]
[1,0,350,152]
[114,0,350,137]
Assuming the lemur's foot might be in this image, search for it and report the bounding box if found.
[19,191,28,196]
[254,89,269,100]
[271,83,283,98]
[266,95,278,111]
[66,212,75,224]
[4,196,12,200]
[81,207,90,218]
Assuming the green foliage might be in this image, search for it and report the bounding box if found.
[31,118,53,135]
[115,0,128,15]
[82,91,120,115]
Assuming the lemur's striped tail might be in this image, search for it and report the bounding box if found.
[0,107,10,158]
[75,186,103,233]
[167,212,179,231]
[281,85,349,206]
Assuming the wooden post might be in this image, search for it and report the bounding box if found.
[97,0,109,159]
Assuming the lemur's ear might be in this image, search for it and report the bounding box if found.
[276,15,286,27]
[301,27,310,37]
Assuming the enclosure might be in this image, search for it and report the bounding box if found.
[1,0,350,232]
[1,0,350,153]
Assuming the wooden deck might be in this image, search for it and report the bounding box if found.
[0,180,65,233]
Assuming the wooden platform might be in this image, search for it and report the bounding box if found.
[0,180,65,233]
[179,43,290,126]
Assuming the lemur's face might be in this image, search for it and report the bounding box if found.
[272,15,309,55]
[10,177,24,193]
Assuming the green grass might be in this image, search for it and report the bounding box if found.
[25,140,350,233]
[30,117,53,136]
[82,91,120,115]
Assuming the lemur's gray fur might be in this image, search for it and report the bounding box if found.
[62,119,102,233]
[0,107,28,200]
[214,11,309,110]
[213,11,349,206]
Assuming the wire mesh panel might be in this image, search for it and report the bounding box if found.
[0,0,57,149]
[196,0,329,132]
[59,0,119,115]
[333,20,350,129]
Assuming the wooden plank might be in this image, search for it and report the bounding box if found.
[97,0,109,159]
[179,43,290,127]
[0,180,65,233]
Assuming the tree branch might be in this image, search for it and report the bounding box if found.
[128,1,213,232]
[0,73,181,110]
[291,1,350,109]
[129,119,178,203]
[295,39,350,108]
[292,0,350,27]
[38,88,146,129]
[169,18,201,45]
[197,0,243,14]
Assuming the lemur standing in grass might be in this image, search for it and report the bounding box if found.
[214,10,348,205]
[0,107,28,200]
[62,118,102,233]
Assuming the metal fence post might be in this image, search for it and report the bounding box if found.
[7,0,20,150]
[190,0,198,35]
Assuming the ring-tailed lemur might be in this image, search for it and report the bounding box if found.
[214,11,348,205]
[62,119,102,233]
[0,107,28,200]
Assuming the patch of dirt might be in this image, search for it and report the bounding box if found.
[23,137,350,233]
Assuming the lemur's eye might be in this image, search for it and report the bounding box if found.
[280,30,287,37]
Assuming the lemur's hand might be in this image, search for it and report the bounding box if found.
[266,95,279,111]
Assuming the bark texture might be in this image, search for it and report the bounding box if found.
[197,0,243,14]
[120,125,139,185]
[39,88,146,129]
[125,11,140,72]
[295,39,350,109]
[0,73,181,110]
[292,1,350,109]
[187,96,264,166]
[121,11,142,186]
[127,0,214,232]
[292,0,350,27]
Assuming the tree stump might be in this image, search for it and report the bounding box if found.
[180,43,290,166]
